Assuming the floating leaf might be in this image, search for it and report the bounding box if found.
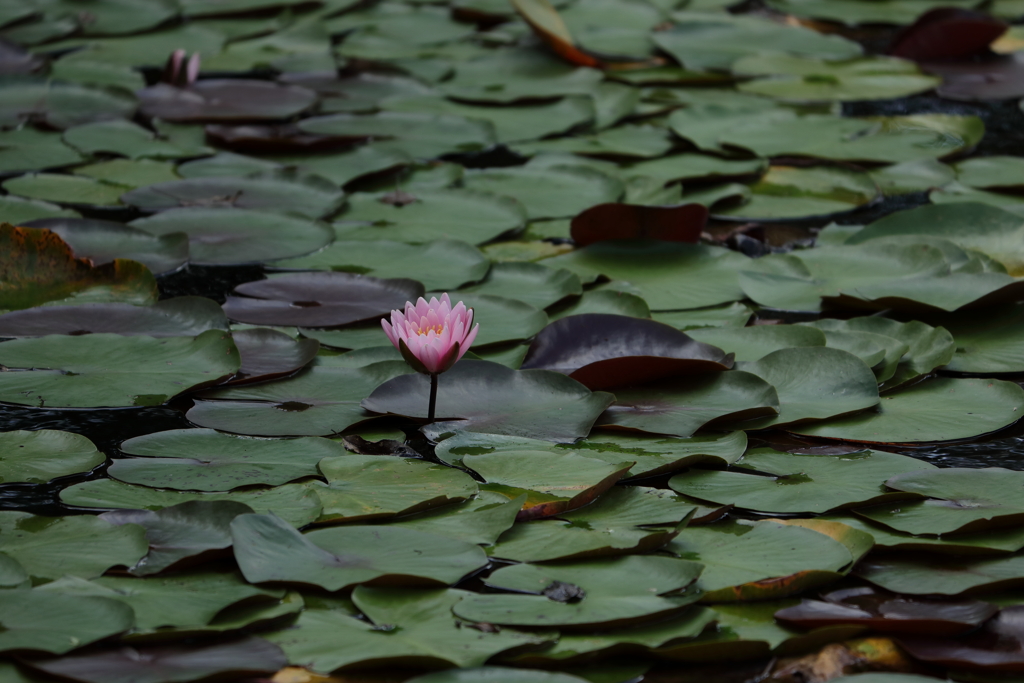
[111,428,346,492]
[888,7,1008,61]
[299,111,494,160]
[521,314,734,390]
[688,325,826,363]
[0,297,226,338]
[130,208,334,266]
[897,606,1024,672]
[188,362,412,437]
[0,330,239,408]
[61,480,322,529]
[388,493,523,546]
[137,80,317,122]
[599,371,779,438]
[272,239,489,291]
[943,304,1024,373]
[547,289,651,321]
[232,513,488,590]
[456,262,581,311]
[570,203,707,247]
[856,554,1024,596]
[101,501,255,576]
[4,173,128,207]
[363,360,614,443]
[63,119,198,160]
[0,511,147,582]
[715,166,880,222]
[0,223,157,311]
[0,79,136,129]
[0,589,134,655]
[461,166,623,220]
[735,55,939,102]
[791,377,1024,444]
[232,328,319,383]
[669,448,930,514]
[407,669,589,683]
[0,430,104,484]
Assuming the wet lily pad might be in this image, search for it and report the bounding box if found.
[232,513,488,590]
[0,297,226,338]
[669,448,931,514]
[389,493,523,546]
[0,430,104,484]
[0,589,134,654]
[599,371,779,438]
[129,208,334,266]
[714,166,880,222]
[111,428,346,492]
[137,80,317,122]
[943,304,1024,373]
[856,554,1024,596]
[222,272,423,328]
[272,239,489,291]
[363,360,614,443]
[456,262,581,311]
[791,377,1024,444]
[231,328,319,383]
[188,362,412,437]
[0,330,240,408]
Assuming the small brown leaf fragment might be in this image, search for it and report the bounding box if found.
[379,190,418,207]
[543,580,586,603]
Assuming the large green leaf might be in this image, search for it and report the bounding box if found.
[63,119,198,160]
[669,448,931,514]
[111,429,347,491]
[0,511,147,582]
[232,513,488,590]
[599,371,779,438]
[667,520,855,601]
[856,555,1024,596]
[792,377,1024,444]
[60,480,322,529]
[266,588,550,671]
[544,240,750,311]
[456,262,582,310]
[0,128,84,175]
[314,454,478,523]
[333,190,526,245]
[188,362,412,437]
[454,555,704,628]
[0,79,136,129]
[388,493,523,546]
[688,325,826,362]
[461,165,623,220]
[299,111,495,159]
[0,589,134,654]
[3,173,128,207]
[0,430,104,484]
[0,331,240,408]
[714,166,879,221]
[943,304,1024,373]
[363,360,614,443]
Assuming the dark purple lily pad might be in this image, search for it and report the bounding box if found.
[21,636,287,683]
[229,328,320,384]
[888,8,1007,62]
[520,314,734,391]
[775,586,998,637]
[571,203,707,248]
[899,605,1024,673]
[136,80,317,122]
[922,53,1024,101]
[363,360,615,443]
[0,297,227,338]
[222,272,423,327]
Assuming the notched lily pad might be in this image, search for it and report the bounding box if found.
[136,80,317,122]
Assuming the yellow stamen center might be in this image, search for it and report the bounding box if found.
[417,323,444,335]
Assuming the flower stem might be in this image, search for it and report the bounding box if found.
[427,373,438,422]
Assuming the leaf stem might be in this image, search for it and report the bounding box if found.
[427,372,438,422]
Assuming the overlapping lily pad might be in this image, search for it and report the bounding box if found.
[714,166,880,221]
[137,80,317,122]
[0,430,104,484]
[0,589,134,655]
[0,297,226,338]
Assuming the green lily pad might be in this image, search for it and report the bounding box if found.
[0,128,85,175]
[313,454,478,523]
[856,554,1024,596]
[547,289,651,321]
[100,501,256,576]
[439,48,604,104]
[847,202,1024,276]
[364,360,615,443]
[739,347,880,428]
[791,377,1024,444]
[334,190,526,245]
[544,240,750,311]
[122,172,346,221]
[407,669,589,683]
[456,262,581,310]
[599,371,779,438]
[454,555,704,628]
[461,166,623,220]
[714,165,880,221]
[0,511,147,582]
[0,79,136,129]
[111,429,347,492]
[823,513,1024,556]
[955,155,1024,190]
[232,513,488,590]
[0,430,104,484]
[943,304,1024,373]
[187,362,413,437]
[266,588,550,671]
[63,120,197,160]
[130,208,334,266]
[3,173,128,208]
[488,486,695,562]
[381,95,594,144]
[0,588,134,654]
[624,154,767,186]
[514,124,674,159]
[0,297,226,338]
[38,571,282,631]
[0,223,157,310]
[652,303,753,331]
[21,218,188,276]
[388,493,524,546]
[667,519,855,601]
[651,12,861,71]
[669,448,931,514]
[688,325,827,362]
[299,111,494,160]
[764,0,977,25]
[0,330,240,408]
[735,54,939,102]
[869,158,956,196]
[60,480,323,529]
[272,239,489,291]
[0,195,81,224]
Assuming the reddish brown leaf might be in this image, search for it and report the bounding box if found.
[888,8,1007,61]
[571,203,707,247]
[899,605,1024,672]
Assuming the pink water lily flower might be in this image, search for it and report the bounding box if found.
[382,293,479,376]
